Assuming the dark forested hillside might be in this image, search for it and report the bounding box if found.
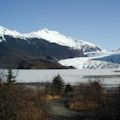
[0,36,82,68]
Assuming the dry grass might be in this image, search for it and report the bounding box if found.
[0,84,49,120]
[68,81,105,111]
[69,101,98,111]
[41,95,62,101]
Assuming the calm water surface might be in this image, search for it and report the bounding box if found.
[15,69,120,86]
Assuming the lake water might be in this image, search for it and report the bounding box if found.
[15,69,120,86]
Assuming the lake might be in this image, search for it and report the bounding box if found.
[14,69,120,86]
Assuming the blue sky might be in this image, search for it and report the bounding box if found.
[0,0,120,51]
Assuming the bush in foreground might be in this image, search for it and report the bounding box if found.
[0,70,49,120]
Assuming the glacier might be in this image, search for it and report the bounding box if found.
[59,52,120,69]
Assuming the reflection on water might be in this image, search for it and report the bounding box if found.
[15,69,120,86]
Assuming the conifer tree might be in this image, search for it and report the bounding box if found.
[6,69,16,85]
[51,75,64,95]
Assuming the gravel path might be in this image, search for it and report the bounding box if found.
[46,98,93,120]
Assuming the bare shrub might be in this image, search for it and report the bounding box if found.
[0,70,49,120]
[69,80,105,111]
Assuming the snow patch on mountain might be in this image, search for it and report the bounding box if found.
[112,48,120,52]
[0,26,23,41]
[85,51,108,57]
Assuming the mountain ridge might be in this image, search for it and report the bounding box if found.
[0,26,104,52]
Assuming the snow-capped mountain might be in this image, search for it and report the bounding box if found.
[1,26,117,69]
[0,26,103,53]
[24,28,103,52]
[59,52,120,69]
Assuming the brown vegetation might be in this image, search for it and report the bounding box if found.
[0,70,49,120]
[68,81,105,111]
[68,80,120,120]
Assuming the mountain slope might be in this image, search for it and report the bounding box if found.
[0,36,83,68]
